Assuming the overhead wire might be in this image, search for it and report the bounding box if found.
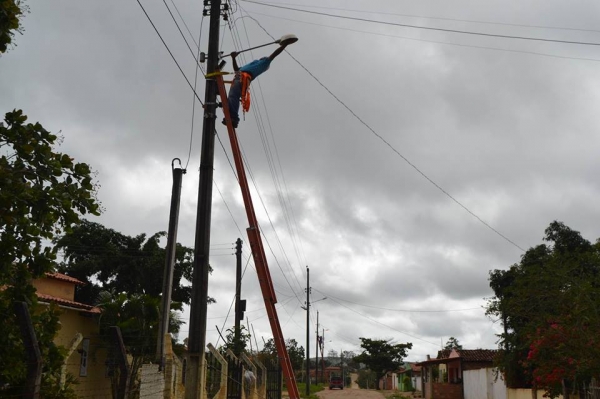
[325,295,442,348]
[227,8,309,294]
[221,11,308,300]
[247,1,600,35]
[312,288,482,313]
[185,9,206,169]
[241,12,526,253]
[246,10,600,64]
[242,0,600,47]
[135,0,205,107]
[238,12,309,269]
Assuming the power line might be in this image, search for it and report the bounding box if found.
[247,10,600,63]
[243,13,525,252]
[249,1,600,35]
[242,0,600,47]
[135,0,205,107]
[313,288,481,313]
[325,296,441,347]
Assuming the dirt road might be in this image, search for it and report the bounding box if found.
[316,388,386,399]
[316,373,386,399]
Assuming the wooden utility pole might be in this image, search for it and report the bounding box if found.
[186,0,222,397]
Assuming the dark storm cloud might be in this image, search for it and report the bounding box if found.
[3,0,600,360]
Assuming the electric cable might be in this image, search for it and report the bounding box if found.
[313,288,482,313]
[135,0,204,106]
[243,0,600,47]
[243,12,526,253]
[247,10,600,64]
[249,1,600,35]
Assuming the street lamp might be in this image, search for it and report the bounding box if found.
[219,34,298,58]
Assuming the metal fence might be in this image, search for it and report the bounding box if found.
[583,378,600,399]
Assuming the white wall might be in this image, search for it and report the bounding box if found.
[464,368,507,399]
[491,370,507,399]
[464,369,488,399]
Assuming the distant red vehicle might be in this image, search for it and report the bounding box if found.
[329,376,344,390]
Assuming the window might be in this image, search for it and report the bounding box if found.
[79,338,90,377]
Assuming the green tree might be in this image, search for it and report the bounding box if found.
[353,338,412,390]
[0,0,28,53]
[260,338,305,371]
[486,221,600,398]
[97,291,183,398]
[56,220,198,305]
[356,369,377,389]
[443,337,463,350]
[0,110,100,395]
[222,325,252,355]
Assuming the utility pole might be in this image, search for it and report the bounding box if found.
[305,266,310,396]
[234,238,243,354]
[321,328,325,383]
[158,160,184,368]
[315,311,319,386]
[186,0,222,397]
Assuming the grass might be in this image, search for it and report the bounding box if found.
[296,382,325,399]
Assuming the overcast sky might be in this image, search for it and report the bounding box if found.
[2,0,600,362]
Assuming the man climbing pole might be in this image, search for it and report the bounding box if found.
[222,35,297,128]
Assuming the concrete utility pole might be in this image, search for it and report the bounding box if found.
[186,0,222,397]
[234,238,243,354]
[315,310,319,386]
[305,266,310,396]
[158,161,184,368]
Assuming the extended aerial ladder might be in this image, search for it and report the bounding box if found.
[212,72,300,399]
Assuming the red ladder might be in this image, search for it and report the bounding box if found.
[214,72,300,399]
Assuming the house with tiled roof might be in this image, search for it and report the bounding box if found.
[417,348,502,399]
[33,272,112,398]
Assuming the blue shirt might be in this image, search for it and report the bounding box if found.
[239,57,271,80]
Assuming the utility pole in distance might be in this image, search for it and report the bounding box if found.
[234,238,245,355]
[186,0,222,397]
[315,310,319,387]
[305,266,310,396]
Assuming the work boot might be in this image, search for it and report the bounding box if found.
[222,118,239,129]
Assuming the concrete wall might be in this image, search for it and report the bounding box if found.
[432,382,462,399]
[464,367,506,399]
[141,364,165,399]
[464,369,487,399]
[491,372,507,399]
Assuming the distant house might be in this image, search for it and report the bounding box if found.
[416,348,499,399]
[33,272,112,398]
[397,362,422,392]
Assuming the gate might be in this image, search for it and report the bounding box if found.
[265,359,282,399]
[226,350,243,399]
[205,343,227,399]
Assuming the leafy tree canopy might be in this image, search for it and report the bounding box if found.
[353,338,412,389]
[443,337,463,350]
[486,221,600,397]
[260,338,305,371]
[0,110,100,395]
[0,0,28,53]
[56,219,202,306]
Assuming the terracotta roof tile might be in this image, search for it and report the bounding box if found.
[37,292,101,314]
[457,349,498,362]
[45,272,85,285]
